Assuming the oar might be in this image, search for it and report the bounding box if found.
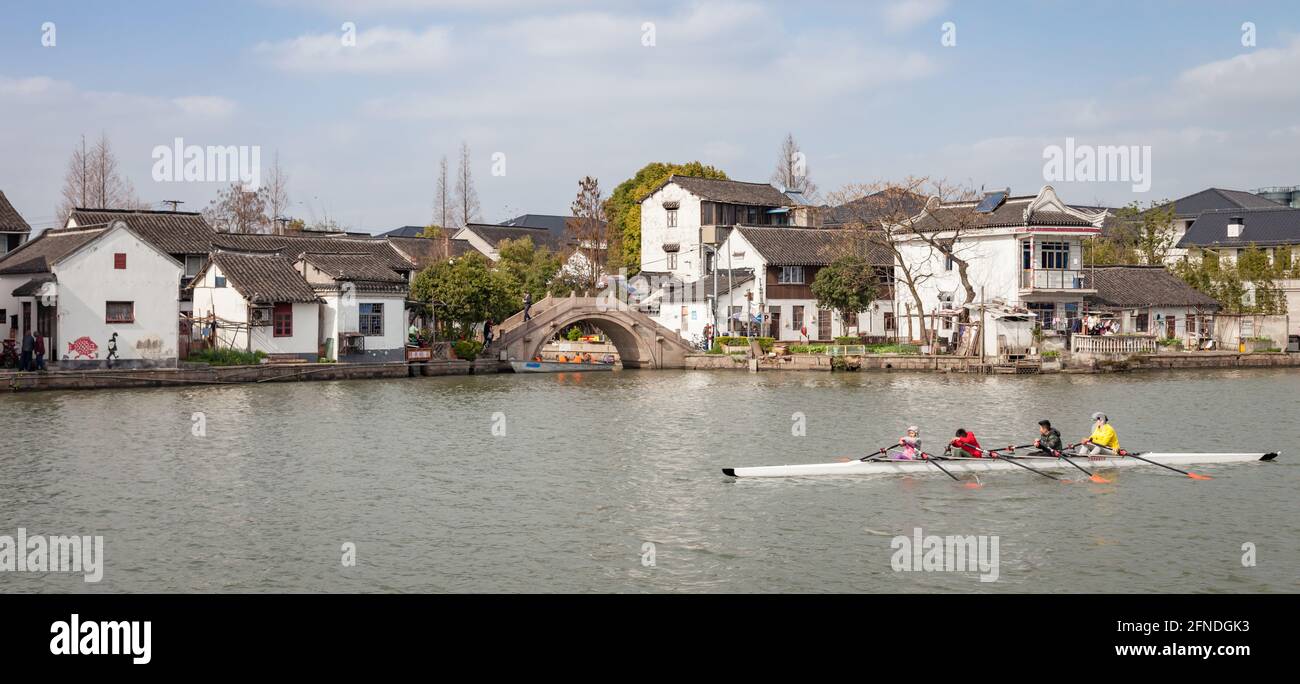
[1047,444,1112,484]
[979,445,1063,482]
[836,444,897,463]
[1117,449,1213,480]
[920,452,981,488]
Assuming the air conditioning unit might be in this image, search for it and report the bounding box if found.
[249,307,273,326]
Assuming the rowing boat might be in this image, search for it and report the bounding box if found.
[510,360,614,373]
[722,452,1278,478]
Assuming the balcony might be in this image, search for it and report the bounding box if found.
[1019,269,1094,293]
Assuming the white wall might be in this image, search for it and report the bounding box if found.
[53,226,182,366]
[640,182,704,280]
[319,291,406,359]
[191,263,319,356]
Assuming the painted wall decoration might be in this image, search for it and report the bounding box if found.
[106,332,119,367]
[66,336,99,360]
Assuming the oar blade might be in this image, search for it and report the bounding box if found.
[1089,474,1113,484]
[1188,472,1213,481]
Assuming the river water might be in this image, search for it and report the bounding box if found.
[1,368,1296,593]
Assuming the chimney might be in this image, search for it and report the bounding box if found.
[1227,216,1244,239]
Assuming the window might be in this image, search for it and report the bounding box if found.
[666,253,678,270]
[778,266,805,284]
[884,312,896,331]
[1022,240,1032,270]
[359,303,384,336]
[704,250,714,274]
[944,255,954,271]
[1135,312,1149,333]
[273,303,293,337]
[113,253,127,269]
[215,275,227,288]
[185,255,206,278]
[106,301,135,323]
[1040,242,1070,270]
[792,305,805,330]
[666,209,677,228]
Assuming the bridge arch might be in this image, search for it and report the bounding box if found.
[494,296,693,369]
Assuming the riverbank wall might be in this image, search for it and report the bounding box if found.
[685,351,1300,373]
[3,358,493,392]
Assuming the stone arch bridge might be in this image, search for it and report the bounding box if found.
[491,295,695,369]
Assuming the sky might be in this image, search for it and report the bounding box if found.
[2,0,1299,234]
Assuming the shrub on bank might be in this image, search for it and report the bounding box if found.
[186,349,268,366]
[866,343,920,355]
[453,340,484,359]
[713,336,775,353]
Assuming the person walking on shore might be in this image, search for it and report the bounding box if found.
[33,333,46,371]
[483,318,494,347]
[19,331,34,372]
[523,292,533,322]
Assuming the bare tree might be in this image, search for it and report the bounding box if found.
[434,155,451,229]
[770,132,817,199]
[904,179,983,309]
[263,152,290,233]
[205,182,270,234]
[454,141,479,229]
[827,179,936,346]
[568,176,608,292]
[58,132,139,218]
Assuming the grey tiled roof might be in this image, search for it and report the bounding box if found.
[822,190,925,227]
[910,196,1097,231]
[11,274,55,297]
[0,191,31,233]
[299,252,407,284]
[204,251,321,304]
[0,226,107,274]
[1176,207,1300,248]
[736,226,894,266]
[463,223,572,252]
[210,233,415,272]
[385,235,473,269]
[650,175,793,206]
[1163,188,1280,219]
[1084,266,1220,310]
[68,209,214,254]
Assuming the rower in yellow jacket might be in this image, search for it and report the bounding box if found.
[1078,412,1120,456]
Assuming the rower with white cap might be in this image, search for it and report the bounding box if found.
[1077,412,1120,457]
[891,426,923,460]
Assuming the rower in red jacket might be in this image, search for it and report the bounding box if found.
[949,429,984,457]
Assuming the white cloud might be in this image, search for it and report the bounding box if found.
[1177,36,1300,101]
[255,25,454,73]
[172,96,237,118]
[884,0,949,33]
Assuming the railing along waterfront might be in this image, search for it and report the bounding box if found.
[1070,334,1157,355]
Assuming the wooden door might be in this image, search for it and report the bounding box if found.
[818,309,832,341]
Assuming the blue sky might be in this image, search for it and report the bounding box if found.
[2,0,1298,233]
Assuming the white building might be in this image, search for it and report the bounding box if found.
[638,175,815,282]
[0,220,183,368]
[189,251,323,361]
[890,186,1107,351]
[296,253,409,362]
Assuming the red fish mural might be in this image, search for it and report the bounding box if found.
[67,336,99,359]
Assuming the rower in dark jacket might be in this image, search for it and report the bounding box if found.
[1035,419,1064,455]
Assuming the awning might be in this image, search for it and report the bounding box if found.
[12,274,56,298]
[662,201,680,210]
[662,243,680,252]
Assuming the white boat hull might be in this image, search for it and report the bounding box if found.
[722,452,1278,478]
[510,360,613,373]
